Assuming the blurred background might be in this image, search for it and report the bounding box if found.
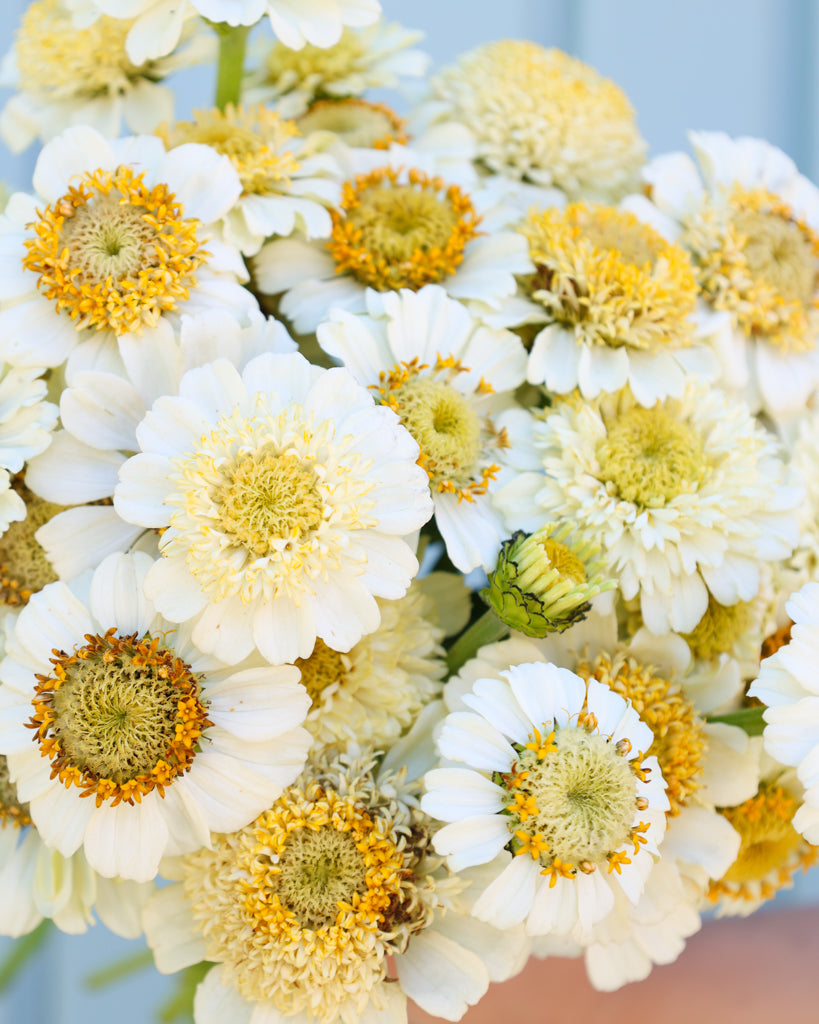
[0,0,818,1020]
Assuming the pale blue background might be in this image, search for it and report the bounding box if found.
[1,0,818,1020]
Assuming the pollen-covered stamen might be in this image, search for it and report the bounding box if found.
[159,105,301,196]
[683,186,819,353]
[217,450,324,557]
[27,628,211,807]
[298,98,408,149]
[0,480,62,607]
[326,167,480,292]
[682,595,753,662]
[499,718,646,879]
[371,356,505,503]
[710,782,819,905]
[22,165,206,335]
[761,620,793,660]
[294,639,346,707]
[0,754,31,829]
[597,406,708,508]
[580,653,705,816]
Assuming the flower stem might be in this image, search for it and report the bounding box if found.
[706,706,766,736]
[446,609,509,675]
[214,23,250,110]
[85,948,154,990]
[0,921,51,993]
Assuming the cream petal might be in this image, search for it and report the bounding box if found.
[83,797,169,881]
[143,885,208,973]
[88,551,156,636]
[432,816,512,870]
[395,928,488,1020]
[422,768,506,821]
[472,854,539,928]
[437,711,516,771]
[193,966,253,1024]
[29,784,95,858]
[206,666,310,741]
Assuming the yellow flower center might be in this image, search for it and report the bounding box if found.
[326,167,480,291]
[29,629,211,806]
[159,105,301,196]
[294,639,346,706]
[372,356,506,502]
[580,653,705,816]
[684,186,819,352]
[0,481,62,607]
[521,203,697,350]
[15,0,140,97]
[500,716,651,882]
[537,538,588,586]
[23,166,206,335]
[710,783,818,904]
[597,406,707,508]
[761,620,792,661]
[298,98,407,149]
[265,29,366,90]
[217,451,324,558]
[182,777,426,1016]
[0,754,31,829]
[682,595,753,662]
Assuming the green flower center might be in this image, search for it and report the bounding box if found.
[351,186,459,263]
[733,209,816,306]
[682,595,753,661]
[0,483,61,607]
[218,451,324,557]
[597,407,707,508]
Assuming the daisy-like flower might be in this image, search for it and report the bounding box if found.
[503,203,717,405]
[425,41,647,203]
[0,551,313,882]
[245,19,429,119]
[158,104,340,256]
[0,0,212,153]
[749,580,819,843]
[298,581,445,750]
[637,131,819,422]
[297,97,410,151]
[708,754,818,917]
[317,286,529,572]
[423,662,669,936]
[0,363,58,472]
[253,157,532,335]
[0,125,256,371]
[495,381,801,635]
[144,750,526,1024]
[0,752,150,938]
[69,0,381,64]
[24,310,295,582]
[114,352,433,665]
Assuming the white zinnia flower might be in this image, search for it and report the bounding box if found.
[636,131,819,424]
[144,751,526,1024]
[317,285,530,572]
[0,0,212,153]
[25,310,296,581]
[495,381,801,635]
[423,662,669,936]
[69,0,381,64]
[0,125,256,372]
[0,551,313,882]
[749,580,819,844]
[114,352,433,665]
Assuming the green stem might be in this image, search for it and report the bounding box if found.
[447,609,509,675]
[0,921,51,993]
[706,706,767,736]
[85,948,154,990]
[214,24,250,110]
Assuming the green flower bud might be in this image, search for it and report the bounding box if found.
[482,524,615,637]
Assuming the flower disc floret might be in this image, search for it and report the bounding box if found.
[521,203,697,351]
[326,166,480,292]
[0,480,61,607]
[28,628,211,807]
[0,754,30,828]
[682,595,754,662]
[22,165,206,335]
[299,98,407,149]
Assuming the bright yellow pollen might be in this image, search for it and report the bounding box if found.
[0,754,31,829]
[27,628,211,807]
[507,792,539,821]
[294,639,346,707]
[159,104,301,196]
[23,165,206,335]
[520,203,697,351]
[580,653,705,816]
[217,450,324,557]
[515,830,549,859]
[298,98,407,150]
[524,725,558,759]
[15,0,141,97]
[682,595,753,662]
[683,185,819,353]
[327,166,480,292]
[710,783,818,905]
[371,356,504,503]
[597,406,708,508]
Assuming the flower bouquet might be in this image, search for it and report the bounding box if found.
[0,2,818,1021]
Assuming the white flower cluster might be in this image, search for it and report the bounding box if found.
[0,5,817,1020]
